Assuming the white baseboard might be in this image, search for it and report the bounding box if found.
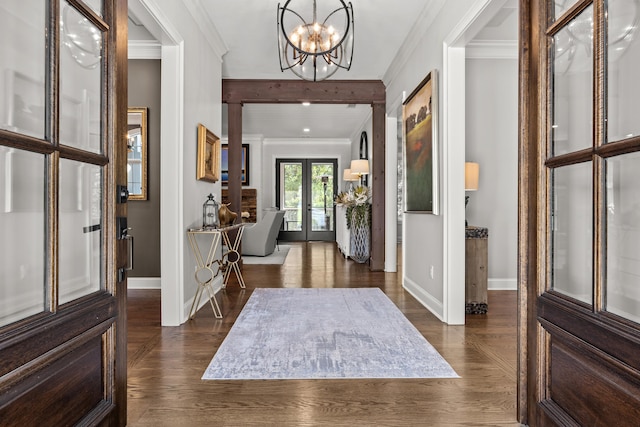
[182,275,224,323]
[488,278,517,290]
[403,276,444,321]
[128,277,161,289]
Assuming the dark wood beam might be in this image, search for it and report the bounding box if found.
[227,102,243,221]
[222,79,386,271]
[370,103,386,271]
[223,79,386,104]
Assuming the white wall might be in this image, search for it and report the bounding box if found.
[135,0,226,324]
[384,0,476,320]
[465,58,518,289]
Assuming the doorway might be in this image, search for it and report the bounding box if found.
[276,158,337,242]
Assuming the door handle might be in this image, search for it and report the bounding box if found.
[125,234,134,271]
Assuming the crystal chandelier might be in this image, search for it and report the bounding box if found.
[277,0,354,81]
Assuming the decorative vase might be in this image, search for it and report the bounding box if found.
[349,205,370,263]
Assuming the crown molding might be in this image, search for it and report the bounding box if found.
[128,40,162,59]
[466,40,517,59]
[182,0,228,61]
[383,0,447,86]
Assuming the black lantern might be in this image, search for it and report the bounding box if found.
[203,193,220,228]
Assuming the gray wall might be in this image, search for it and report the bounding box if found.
[128,59,161,277]
[465,58,518,287]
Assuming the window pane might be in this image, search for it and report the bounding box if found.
[551,163,592,304]
[607,0,640,142]
[311,163,334,232]
[606,153,640,324]
[59,159,102,304]
[83,0,103,17]
[60,2,102,153]
[0,1,46,138]
[551,5,593,156]
[0,149,46,326]
[281,162,302,231]
[554,0,577,20]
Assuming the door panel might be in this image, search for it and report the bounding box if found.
[277,158,337,241]
[0,0,128,425]
[523,1,640,425]
[0,149,47,327]
[59,159,103,304]
[605,153,640,323]
[0,337,105,426]
[550,163,592,304]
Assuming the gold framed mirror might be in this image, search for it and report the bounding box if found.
[127,107,148,200]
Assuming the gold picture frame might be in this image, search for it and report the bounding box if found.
[127,107,148,200]
[196,123,220,182]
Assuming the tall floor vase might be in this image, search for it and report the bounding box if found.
[349,206,370,263]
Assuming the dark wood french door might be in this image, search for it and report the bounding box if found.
[522,0,640,425]
[276,158,337,242]
[0,0,128,425]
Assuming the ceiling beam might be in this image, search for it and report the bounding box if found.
[222,79,386,271]
[222,79,386,105]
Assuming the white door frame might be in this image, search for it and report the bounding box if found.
[129,0,185,326]
[442,0,510,324]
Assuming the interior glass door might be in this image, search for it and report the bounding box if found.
[524,1,640,424]
[277,158,337,241]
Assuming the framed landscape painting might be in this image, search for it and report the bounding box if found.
[196,123,220,183]
[402,70,439,214]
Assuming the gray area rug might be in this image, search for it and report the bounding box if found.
[242,245,291,265]
[202,288,459,380]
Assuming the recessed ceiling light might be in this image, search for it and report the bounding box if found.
[302,102,311,106]
[303,128,310,133]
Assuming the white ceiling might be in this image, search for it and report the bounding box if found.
[129,0,517,140]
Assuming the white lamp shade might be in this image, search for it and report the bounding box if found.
[465,162,479,191]
[350,159,369,176]
[343,168,359,181]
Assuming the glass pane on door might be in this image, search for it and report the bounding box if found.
[551,5,593,156]
[281,162,303,232]
[551,163,593,304]
[607,0,640,143]
[83,0,103,17]
[0,1,46,138]
[0,149,46,326]
[606,153,640,324]
[311,162,335,232]
[59,159,102,304]
[59,1,103,153]
[554,0,578,20]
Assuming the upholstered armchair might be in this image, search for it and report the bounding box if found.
[241,210,285,257]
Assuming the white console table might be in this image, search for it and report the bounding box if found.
[336,205,350,258]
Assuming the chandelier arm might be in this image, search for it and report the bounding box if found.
[320,4,352,49]
[278,5,310,53]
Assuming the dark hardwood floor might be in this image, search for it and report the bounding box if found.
[127,242,519,426]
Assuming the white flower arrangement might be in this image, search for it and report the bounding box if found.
[335,185,371,229]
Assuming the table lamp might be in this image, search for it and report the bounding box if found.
[465,162,479,226]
